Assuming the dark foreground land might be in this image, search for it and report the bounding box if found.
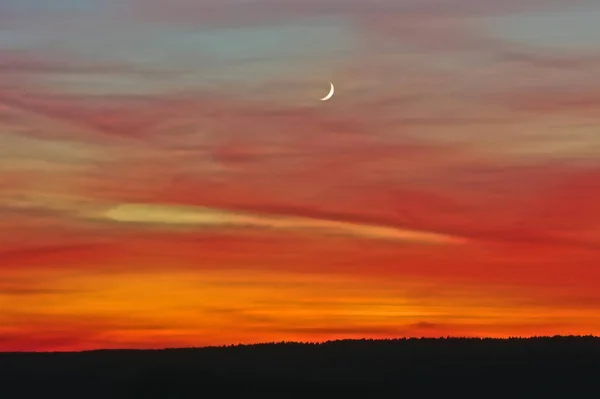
[2,336,600,397]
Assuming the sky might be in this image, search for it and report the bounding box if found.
[1,0,600,351]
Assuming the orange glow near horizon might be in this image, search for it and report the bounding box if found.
[1,0,600,351]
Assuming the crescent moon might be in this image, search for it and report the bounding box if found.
[320,82,334,101]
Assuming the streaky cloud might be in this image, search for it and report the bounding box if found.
[101,203,467,244]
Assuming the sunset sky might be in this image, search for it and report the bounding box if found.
[1,0,600,351]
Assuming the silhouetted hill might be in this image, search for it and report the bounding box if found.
[2,336,600,397]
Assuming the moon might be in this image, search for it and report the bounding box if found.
[320,82,334,101]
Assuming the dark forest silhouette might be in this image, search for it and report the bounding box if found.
[2,336,600,396]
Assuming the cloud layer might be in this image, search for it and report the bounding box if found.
[1,0,600,351]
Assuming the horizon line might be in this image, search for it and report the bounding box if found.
[4,335,599,354]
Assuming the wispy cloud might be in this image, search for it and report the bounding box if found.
[100,203,467,244]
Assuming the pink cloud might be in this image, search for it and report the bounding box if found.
[0,49,157,75]
[501,89,600,117]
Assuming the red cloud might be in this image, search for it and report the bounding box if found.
[2,0,600,349]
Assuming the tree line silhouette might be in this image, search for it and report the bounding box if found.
[1,336,599,396]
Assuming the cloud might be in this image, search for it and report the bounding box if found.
[0,49,161,76]
[98,203,466,244]
[497,50,600,69]
[2,0,600,350]
[131,0,598,25]
[500,89,600,117]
